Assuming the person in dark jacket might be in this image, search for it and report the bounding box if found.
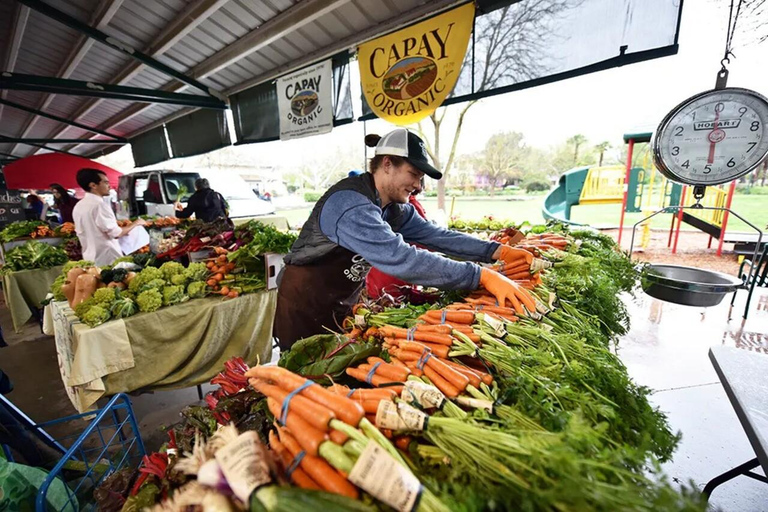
[50,183,79,224]
[274,128,535,350]
[175,178,229,223]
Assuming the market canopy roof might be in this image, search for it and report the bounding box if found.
[0,0,682,167]
[2,152,122,190]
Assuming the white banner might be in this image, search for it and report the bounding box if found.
[277,59,333,140]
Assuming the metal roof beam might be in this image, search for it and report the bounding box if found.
[0,151,19,159]
[9,0,124,154]
[30,0,228,156]
[0,4,30,122]
[0,98,126,141]
[0,135,73,155]
[0,73,227,109]
[0,138,125,144]
[17,0,224,99]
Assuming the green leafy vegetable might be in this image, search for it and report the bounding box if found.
[0,221,46,243]
[279,333,380,384]
[0,240,68,275]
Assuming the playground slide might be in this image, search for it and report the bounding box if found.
[541,167,590,226]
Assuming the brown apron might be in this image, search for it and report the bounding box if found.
[273,246,370,350]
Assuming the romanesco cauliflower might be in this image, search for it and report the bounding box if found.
[92,287,117,307]
[128,267,163,293]
[62,260,94,274]
[136,289,162,312]
[159,261,185,281]
[170,273,189,286]
[74,297,98,319]
[162,285,188,306]
[184,262,208,282]
[140,278,166,293]
[119,290,136,302]
[52,274,67,301]
[187,281,208,299]
[83,305,110,327]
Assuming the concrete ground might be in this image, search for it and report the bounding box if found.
[2,285,767,509]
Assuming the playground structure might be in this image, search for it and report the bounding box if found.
[542,132,739,255]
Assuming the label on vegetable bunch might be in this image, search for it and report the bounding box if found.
[529,258,552,273]
[483,314,506,338]
[401,381,445,409]
[355,314,366,327]
[455,396,494,413]
[348,442,422,512]
[215,431,272,502]
[375,400,428,431]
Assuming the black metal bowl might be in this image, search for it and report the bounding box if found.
[641,264,743,307]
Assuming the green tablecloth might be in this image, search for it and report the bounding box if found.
[2,266,63,333]
[52,290,277,413]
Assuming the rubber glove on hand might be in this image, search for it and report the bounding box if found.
[492,245,533,266]
[479,268,537,316]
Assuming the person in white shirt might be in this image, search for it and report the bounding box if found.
[72,168,146,266]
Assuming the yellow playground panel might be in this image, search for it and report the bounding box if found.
[679,185,729,229]
[578,165,627,204]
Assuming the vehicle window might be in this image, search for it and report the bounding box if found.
[163,175,196,202]
[143,175,163,203]
[135,178,149,201]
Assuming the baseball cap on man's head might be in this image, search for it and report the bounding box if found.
[374,129,442,180]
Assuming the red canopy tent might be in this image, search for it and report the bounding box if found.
[2,153,122,192]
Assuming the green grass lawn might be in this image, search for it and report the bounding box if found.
[277,194,768,234]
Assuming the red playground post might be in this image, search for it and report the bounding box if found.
[618,138,635,248]
[672,185,687,254]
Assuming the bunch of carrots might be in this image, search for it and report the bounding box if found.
[205,250,239,298]
[29,224,54,238]
[247,366,449,511]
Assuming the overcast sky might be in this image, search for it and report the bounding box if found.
[103,0,767,171]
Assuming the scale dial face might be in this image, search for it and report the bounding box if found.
[653,87,768,186]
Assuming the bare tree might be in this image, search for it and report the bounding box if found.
[413,0,578,209]
[474,132,528,195]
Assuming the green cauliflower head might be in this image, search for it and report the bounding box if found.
[136,289,162,313]
[111,298,138,319]
[159,261,185,281]
[83,305,111,328]
[92,287,118,307]
[52,274,67,302]
[128,267,163,293]
[187,281,208,299]
[170,273,189,286]
[74,297,98,319]
[162,285,189,307]
[184,262,209,282]
[141,278,166,293]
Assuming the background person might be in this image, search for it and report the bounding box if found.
[73,168,146,266]
[25,193,48,221]
[175,178,229,223]
[50,183,79,224]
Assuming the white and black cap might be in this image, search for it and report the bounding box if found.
[374,128,442,180]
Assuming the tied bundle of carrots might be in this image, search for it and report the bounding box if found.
[345,356,408,393]
[29,224,54,239]
[206,254,239,298]
[329,382,399,425]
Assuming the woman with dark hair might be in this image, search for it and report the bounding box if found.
[25,193,48,221]
[50,183,79,223]
[273,128,535,349]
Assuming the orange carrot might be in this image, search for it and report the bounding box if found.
[413,324,453,334]
[426,356,470,391]
[269,431,321,490]
[329,429,348,445]
[277,426,358,499]
[345,367,402,388]
[246,366,364,427]
[250,379,334,432]
[361,399,384,414]
[366,357,411,380]
[394,436,412,451]
[423,310,475,324]
[379,325,454,346]
[389,357,408,369]
[422,365,460,398]
[347,388,398,401]
[266,398,327,456]
[443,359,494,385]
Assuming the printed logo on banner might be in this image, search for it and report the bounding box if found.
[278,60,333,140]
[358,3,475,126]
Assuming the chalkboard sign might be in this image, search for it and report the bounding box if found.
[0,189,26,227]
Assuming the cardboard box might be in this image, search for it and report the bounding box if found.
[264,253,286,290]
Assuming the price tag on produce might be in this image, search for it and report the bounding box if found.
[483,314,505,338]
[401,381,445,409]
[215,431,272,502]
[456,396,494,413]
[530,258,552,273]
[348,441,422,512]
[375,401,428,431]
[355,314,366,327]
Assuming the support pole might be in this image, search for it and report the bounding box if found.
[618,138,634,248]
[716,180,737,257]
[672,185,686,254]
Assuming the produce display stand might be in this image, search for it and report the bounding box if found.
[2,265,64,332]
[51,290,277,413]
[0,236,64,263]
[704,347,768,498]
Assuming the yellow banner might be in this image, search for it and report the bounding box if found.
[358,3,475,125]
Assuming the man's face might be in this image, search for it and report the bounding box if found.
[91,174,111,197]
[381,158,424,204]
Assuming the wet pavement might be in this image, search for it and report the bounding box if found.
[2,287,767,509]
[619,288,768,511]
